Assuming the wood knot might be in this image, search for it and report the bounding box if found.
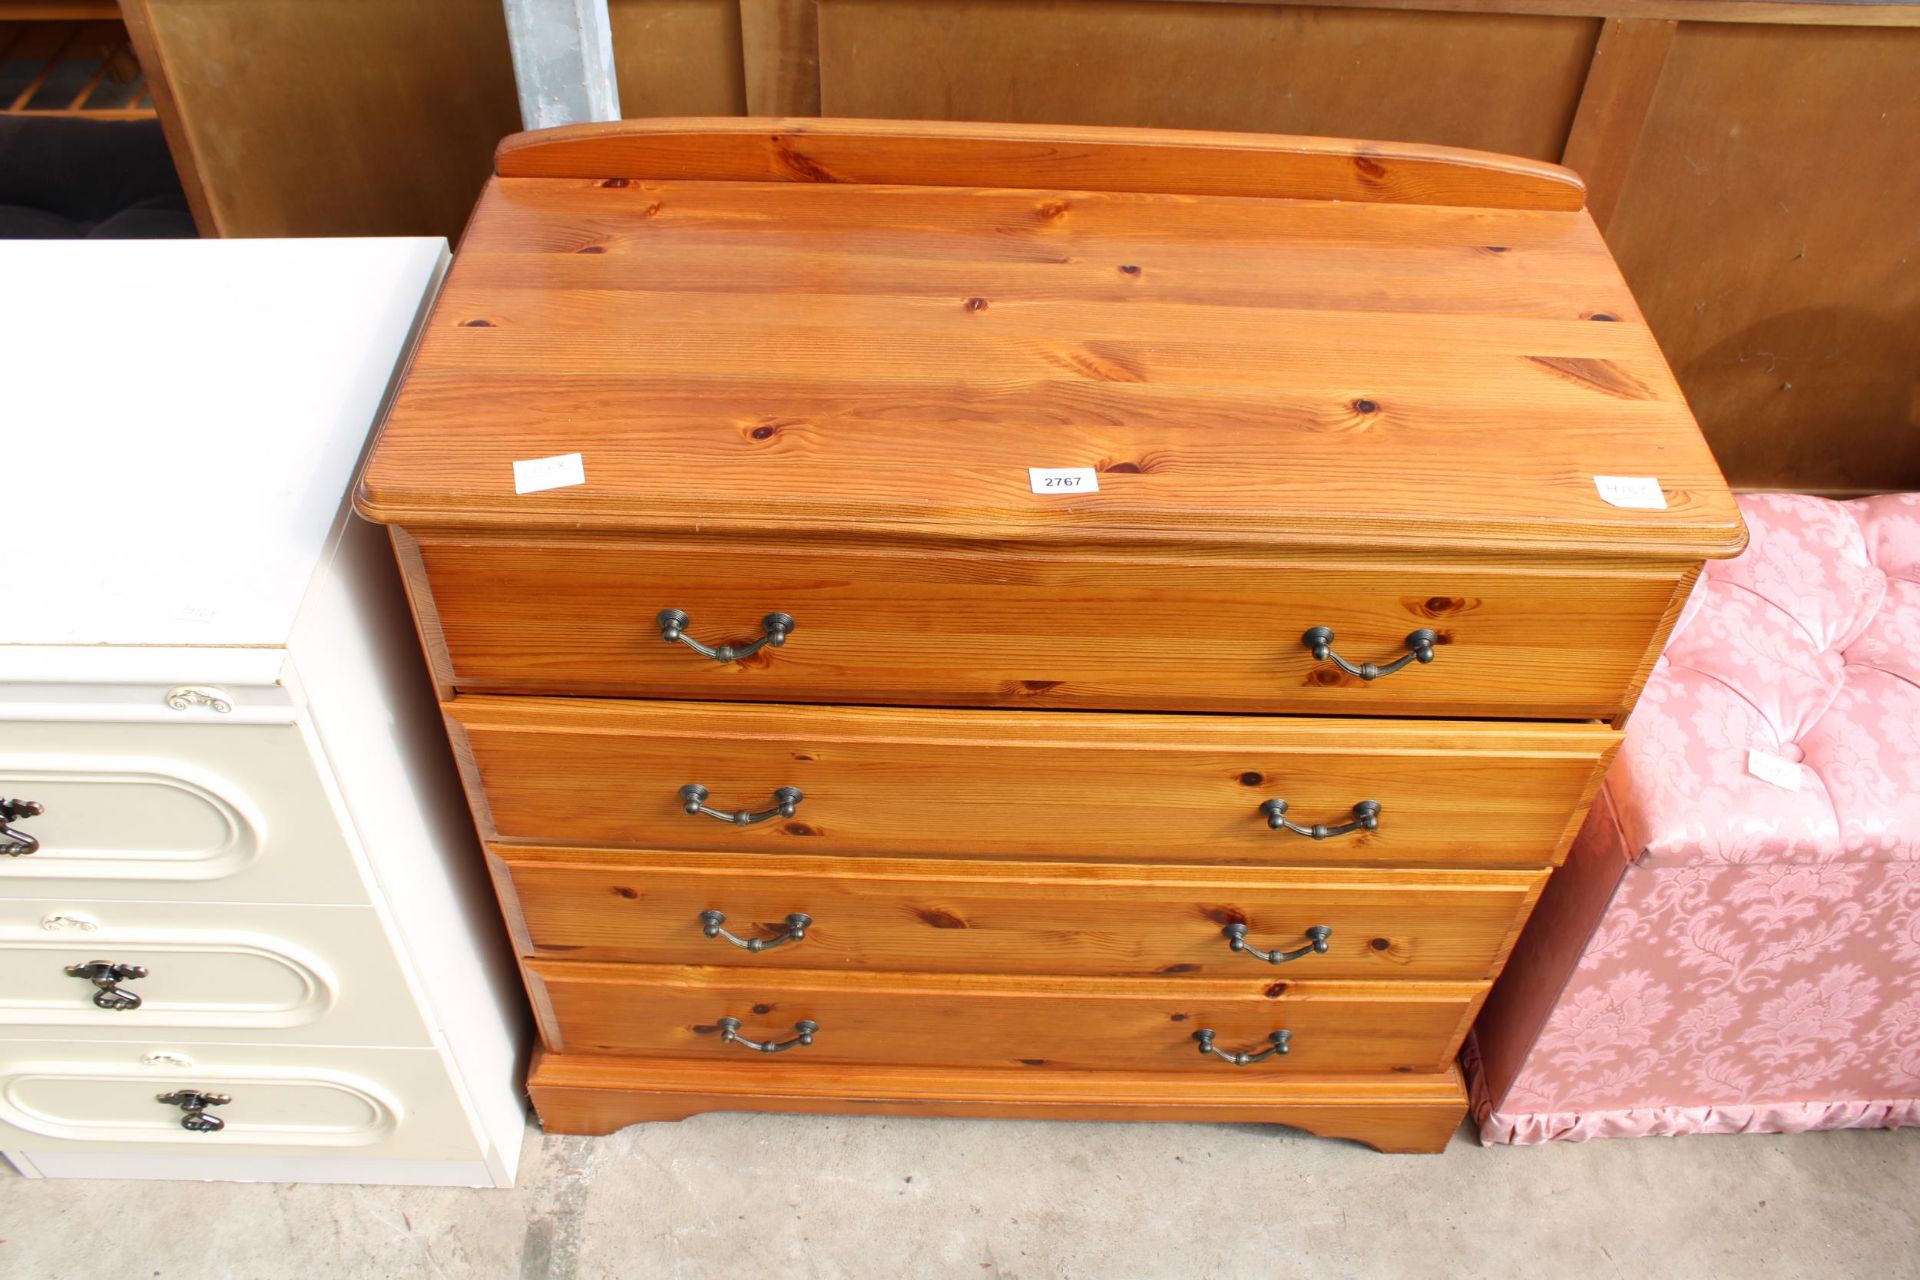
[751,425,778,440]
[1169,1013,1189,1023]
[611,886,639,900]
[1479,245,1510,255]
[1200,906,1247,927]
[1351,398,1379,415]
[575,244,607,254]
[460,318,494,327]
[1118,264,1141,275]
[1306,667,1349,687]
[1353,154,1388,182]
[1264,981,1289,999]
[1020,1058,1048,1067]
[1037,199,1070,219]
[782,821,818,836]
[1413,596,1475,618]
[1017,679,1064,695]
[1587,311,1620,322]
[1239,771,1264,787]
[965,297,989,312]
[913,907,969,930]
[600,178,630,188]
[1370,937,1392,951]
[1159,963,1200,974]
[751,1003,774,1015]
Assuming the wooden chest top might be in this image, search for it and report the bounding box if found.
[357,118,1742,562]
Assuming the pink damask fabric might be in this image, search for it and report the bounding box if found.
[1473,494,1920,1144]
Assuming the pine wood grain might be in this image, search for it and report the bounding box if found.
[491,115,1588,208]
[525,962,1487,1074]
[528,1049,1469,1152]
[493,845,1547,981]
[449,697,1613,867]
[415,535,1689,719]
[356,121,1743,562]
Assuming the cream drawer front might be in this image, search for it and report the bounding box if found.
[0,900,430,1048]
[0,1040,483,1161]
[0,719,367,904]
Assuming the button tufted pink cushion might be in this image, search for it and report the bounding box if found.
[1614,492,1920,867]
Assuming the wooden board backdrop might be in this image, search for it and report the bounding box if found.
[124,0,1920,491]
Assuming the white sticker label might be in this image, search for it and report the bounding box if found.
[1594,475,1668,510]
[1029,467,1099,495]
[513,452,586,494]
[1746,749,1803,791]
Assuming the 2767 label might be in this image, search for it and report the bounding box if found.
[1028,467,1099,495]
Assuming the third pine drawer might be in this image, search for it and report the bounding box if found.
[490,847,1545,982]
[448,698,1613,868]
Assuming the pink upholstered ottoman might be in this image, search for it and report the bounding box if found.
[1468,492,1920,1143]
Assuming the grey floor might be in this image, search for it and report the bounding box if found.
[2,1114,1917,1279]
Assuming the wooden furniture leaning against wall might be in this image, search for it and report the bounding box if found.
[355,117,1745,1153]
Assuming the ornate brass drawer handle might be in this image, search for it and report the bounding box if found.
[157,1088,231,1132]
[700,909,812,952]
[1194,1028,1292,1066]
[1302,626,1437,680]
[65,960,149,1011]
[680,784,804,826]
[1260,798,1381,840]
[658,608,795,663]
[1224,923,1332,965]
[0,798,44,857]
[717,1015,818,1054]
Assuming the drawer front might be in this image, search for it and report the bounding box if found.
[527,963,1483,1075]
[414,535,1685,720]
[0,719,367,905]
[0,900,431,1048]
[0,1040,481,1161]
[451,698,1612,867]
[496,847,1545,981]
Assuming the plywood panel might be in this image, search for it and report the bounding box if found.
[126,0,521,238]
[1605,23,1920,492]
[608,0,746,116]
[816,0,1600,160]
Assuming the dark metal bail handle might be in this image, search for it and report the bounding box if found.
[65,960,148,1011]
[658,609,795,663]
[0,798,44,857]
[701,909,812,953]
[680,784,803,827]
[1302,627,1438,681]
[1194,1028,1293,1066]
[717,1015,818,1054]
[1224,923,1332,965]
[1261,798,1381,841]
[157,1088,231,1132]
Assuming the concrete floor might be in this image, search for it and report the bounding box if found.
[2,1116,1916,1279]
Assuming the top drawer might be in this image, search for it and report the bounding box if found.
[407,533,1689,721]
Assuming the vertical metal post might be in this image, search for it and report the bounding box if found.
[501,0,622,130]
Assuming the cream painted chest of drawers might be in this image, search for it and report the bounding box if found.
[0,240,527,1184]
[357,119,1744,1152]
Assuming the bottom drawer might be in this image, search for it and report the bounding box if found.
[527,962,1485,1075]
[0,1040,484,1162]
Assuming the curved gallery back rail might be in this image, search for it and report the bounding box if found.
[355,117,1743,1153]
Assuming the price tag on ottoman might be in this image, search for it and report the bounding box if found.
[1029,467,1099,495]
[1746,749,1804,791]
[513,451,586,494]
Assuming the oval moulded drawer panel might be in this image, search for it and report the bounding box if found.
[0,900,431,1047]
[412,535,1689,721]
[0,1041,482,1160]
[0,720,367,905]
[525,962,1485,1075]
[450,698,1613,867]
[495,847,1546,981]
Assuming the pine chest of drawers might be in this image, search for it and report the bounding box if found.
[356,118,1744,1153]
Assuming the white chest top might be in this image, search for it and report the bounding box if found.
[2,238,446,647]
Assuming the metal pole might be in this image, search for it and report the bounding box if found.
[501,0,622,130]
